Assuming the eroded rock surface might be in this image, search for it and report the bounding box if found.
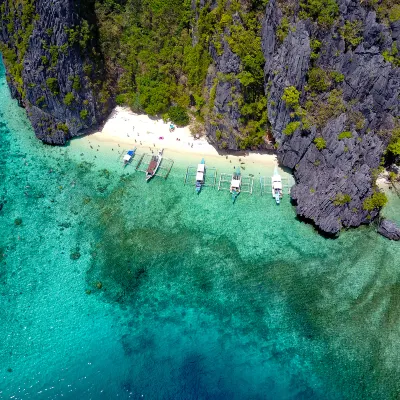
[378,219,400,241]
[0,0,112,144]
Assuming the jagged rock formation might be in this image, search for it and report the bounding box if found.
[1,0,399,234]
[378,219,400,240]
[202,0,400,234]
[0,0,112,144]
[260,0,400,234]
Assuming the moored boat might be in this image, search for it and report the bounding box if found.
[146,149,163,181]
[271,166,283,204]
[195,158,205,194]
[123,148,136,166]
[230,167,241,203]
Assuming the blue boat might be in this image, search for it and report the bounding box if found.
[230,167,241,203]
[123,148,136,166]
[195,158,205,194]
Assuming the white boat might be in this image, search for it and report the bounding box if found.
[230,167,241,203]
[271,166,283,204]
[195,158,205,194]
[146,149,163,181]
[123,148,136,166]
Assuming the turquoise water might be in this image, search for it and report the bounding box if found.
[1,57,400,400]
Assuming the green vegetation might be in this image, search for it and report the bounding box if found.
[46,77,60,95]
[63,92,75,106]
[57,123,69,133]
[308,68,330,92]
[370,1,400,24]
[333,193,351,206]
[307,68,344,92]
[387,127,400,156]
[331,71,344,83]
[36,96,45,106]
[389,4,400,22]
[363,191,388,211]
[382,42,400,67]
[339,20,363,49]
[93,0,269,149]
[338,131,353,140]
[72,76,81,91]
[168,106,189,126]
[310,39,322,61]
[276,17,290,43]
[306,89,346,129]
[282,86,300,108]
[0,0,37,98]
[283,121,301,135]
[314,137,327,150]
[95,0,209,116]
[80,109,88,119]
[299,0,339,27]
[389,171,398,182]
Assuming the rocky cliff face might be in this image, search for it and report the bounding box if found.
[202,0,400,234]
[1,0,399,234]
[0,0,112,144]
[262,0,400,234]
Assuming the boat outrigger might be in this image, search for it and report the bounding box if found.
[146,149,163,181]
[230,167,241,203]
[195,158,205,194]
[271,166,283,204]
[123,148,136,166]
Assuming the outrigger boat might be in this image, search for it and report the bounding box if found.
[230,167,241,203]
[146,149,163,181]
[195,158,205,194]
[271,166,283,204]
[123,148,136,166]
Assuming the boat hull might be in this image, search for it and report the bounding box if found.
[145,150,163,181]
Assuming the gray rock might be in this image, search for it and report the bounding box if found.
[0,0,112,145]
[262,1,400,234]
[378,219,400,241]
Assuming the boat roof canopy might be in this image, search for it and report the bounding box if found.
[273,182,283,189]
[231,179,241,188]
[197,164,205,172]
[196,172,204,181]
[127,150,134,155]
[123,155,131,161]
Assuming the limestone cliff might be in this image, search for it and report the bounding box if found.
[200,0,400,234]
[0,0,112,144]
[1,0,399,234]
[262,0,400,234]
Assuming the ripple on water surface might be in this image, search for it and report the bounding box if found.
[1,57,400,399]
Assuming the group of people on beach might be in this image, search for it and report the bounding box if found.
[124,122,198,148]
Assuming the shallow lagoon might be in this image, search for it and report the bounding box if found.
[1,58,400,399]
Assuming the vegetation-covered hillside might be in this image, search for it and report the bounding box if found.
[0,0,399,234]
[94,0,269,148]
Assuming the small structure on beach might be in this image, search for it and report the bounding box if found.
[218,168,254,201]
[184,158,217,192]
[136,151,174,180]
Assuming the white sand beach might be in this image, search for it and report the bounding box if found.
[78,106,278,168]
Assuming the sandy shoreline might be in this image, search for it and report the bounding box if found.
[72,106,278,169]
